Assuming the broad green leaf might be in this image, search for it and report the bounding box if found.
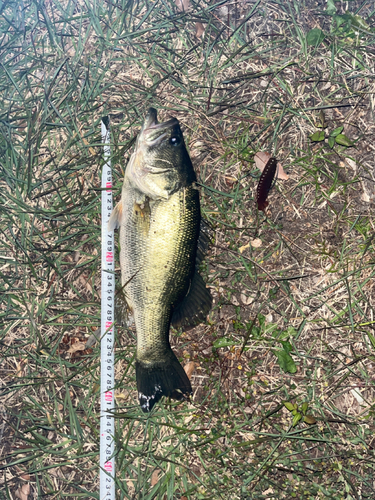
[301,402,308,414]
[335,134,353,147]
[330,126,344,137]
[292,413,302,426]
[351,14,370,30]
[286,326,297,337]
[337,13,370,30]
[304,415,317,425]
[334,14,348,29]
[328,136,335,149]
[326,0,336,16]
[279,340,293,353]
[306,28,325,47]
[258,314,266,328]
[283,402,295,412]
[310,131,325,142]
[213,337,236,348]
[274,349,297,374]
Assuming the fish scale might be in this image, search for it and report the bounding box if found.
[120,186,200,363]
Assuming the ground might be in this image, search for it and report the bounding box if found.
[1,0,375,499]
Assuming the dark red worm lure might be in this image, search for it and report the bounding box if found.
[256,157,277,212]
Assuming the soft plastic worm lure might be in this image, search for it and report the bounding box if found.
[256,157,277,212]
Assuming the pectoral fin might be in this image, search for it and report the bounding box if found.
[108,201,123,231]
[171,271,212,330]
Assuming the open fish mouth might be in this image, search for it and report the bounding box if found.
[141,108,179,146]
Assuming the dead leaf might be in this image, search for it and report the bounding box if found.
[351,388,364,404]
[232,295,239,306]
[175,0,190,11]
[361,190,370,203]
[254,152,289,180]
[16,484,30,500]
[67,341,86,354]
[195,22,205,38]
[344,158,357,172]
[239,243,250,253]
[184,362,196,380]
[15,360,25,378]
[240,293,252,305]
[250,238,262,248]
[151,469,160,486]
[303,414,317,425]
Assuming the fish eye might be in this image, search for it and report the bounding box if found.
[169,136,180,146]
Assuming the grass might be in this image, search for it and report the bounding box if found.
[1,0,375,498]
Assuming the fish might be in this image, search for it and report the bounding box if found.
[256,157,277,211]
[108,108,212,412]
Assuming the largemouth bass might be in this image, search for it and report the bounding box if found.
[109,108,212,412]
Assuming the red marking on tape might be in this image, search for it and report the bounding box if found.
[104,462,113,472]
[105,321,113,330]
[105,391,113,402]
[106,182,112,190]
[106,252,113,262]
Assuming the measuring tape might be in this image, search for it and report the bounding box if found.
[100,116,116,499]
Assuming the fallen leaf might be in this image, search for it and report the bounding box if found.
[16,484,30,500]
[195,22,205,38]
[175,0,190,11]
[67,342,86,354]
[344,158,357,172]
[15,360,24,378]
[239,242,250,253]
[251,238,262,248]
[151,469,160,486]
[232,295,239,306]
[361,190,371,203]
[254,151,270,170]
[184,362,196,380]
[240,293,252,305]
[351,388,364,404]
[303,415,317,425]
[254,152,288,180]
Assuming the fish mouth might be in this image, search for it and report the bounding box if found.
[140,108,179,147]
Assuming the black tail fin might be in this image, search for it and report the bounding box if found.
[136,353,192,412]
